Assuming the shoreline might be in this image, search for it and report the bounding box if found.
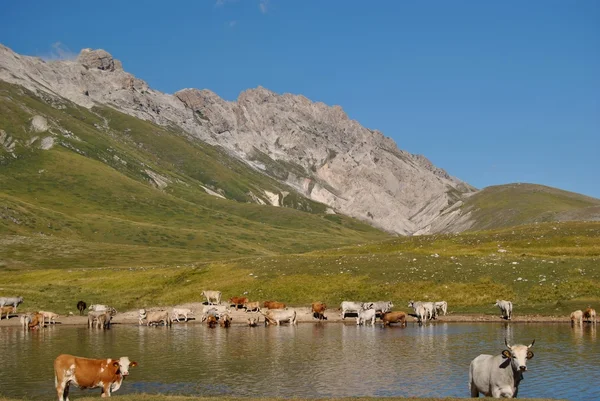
[0,302,579,327]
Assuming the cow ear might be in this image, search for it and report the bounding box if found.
[113,361,120,368]
[526,351,534,360]
[130,361,138,367]
[501,350,512,359]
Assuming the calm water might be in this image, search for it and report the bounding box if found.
[0,322,598,400]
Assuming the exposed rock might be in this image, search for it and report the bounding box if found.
[145,169,170,189]
[30,115,48,132]
[40,137,54,150]
[77,48,121,72]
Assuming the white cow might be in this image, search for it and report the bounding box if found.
[356,308,376,325]
[435,301,448,316]
[495,300,513,320]
[201,305,228,321]
[0,296,24,312]
[39,311,60,325]
[88,304,117,315]
[201,290,222,305]
[469,339,535,398]
[145,310,171,327]
[263,309,297,325]
[171,307,193,322]
[408,301,429,324]
[368,301,394,316]
[570,310,583,325]
[19,314,32,329]
[340,301,372,319]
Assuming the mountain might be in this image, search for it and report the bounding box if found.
[0,44,476,235]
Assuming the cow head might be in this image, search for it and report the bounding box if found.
[408,300,414,308]
[112,357,137,376]
[502,339,534,372]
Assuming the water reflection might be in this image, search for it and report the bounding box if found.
[0,322,598,401]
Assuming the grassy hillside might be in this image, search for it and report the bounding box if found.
[458,183,600,231]
[3,222,598,316]
[0,80,388,269]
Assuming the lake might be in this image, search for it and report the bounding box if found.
[0,322,598,400]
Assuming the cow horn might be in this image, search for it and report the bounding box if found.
[528,339,535,348]
[504,338,512,349]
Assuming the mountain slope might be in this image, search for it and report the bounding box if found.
[0,80,388,269]
[426,183,600,233]
[0,44,476,234]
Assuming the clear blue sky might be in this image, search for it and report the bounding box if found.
[1,1,599,198]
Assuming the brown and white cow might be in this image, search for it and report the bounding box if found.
[29,313,45,330]
[311,302,327,320]
[381,311,407,326]
[263,301,286,309]
[206,315,218,328]
[219,314,232,328]
[145,310,172,327]
[1,305,14,320]
[229,296,248,310]
[54,354,137,400]
[583,306,597,324]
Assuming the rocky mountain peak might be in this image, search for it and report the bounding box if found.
[77,48,122,72]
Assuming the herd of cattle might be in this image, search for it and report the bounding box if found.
[1,293,598,399]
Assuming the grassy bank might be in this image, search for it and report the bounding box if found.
[2,222,598,316]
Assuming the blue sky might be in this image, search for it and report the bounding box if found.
[1,0,599,198]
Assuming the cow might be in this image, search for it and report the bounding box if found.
[138,309,147,325]
[381,311,407,327]
[77,301,87,316]
[469,339,535,398]
[368,301,394,317]
[311,302,327,320]
[583,306,596,324]
[408,301,429,324]
[206,315,218,328]
[88,304,117,316]
[39,311,60,325]
[219,314,232,328]
[263,309,297,325]
[201,305,228,321]
[340,301,371,319]
[495,300,513,320]
[201,290,222,305]
[435,301,448,316]
[229,296,249,310]
[0,296,23,313]
[571,310,583,325]
[248,317,259,327]
[145,310,171,327]
[54,354,137,400]
[244,301,261,313]
[1,305,14,320]
[171,307,193,322]
[20,314,32,329]
[357,308,376,325]
[95,312,112,329]
[88,311,107,329]
[28,313,44,330]
[263,301,286,309]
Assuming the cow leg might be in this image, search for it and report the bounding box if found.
[492,386,513,398]
[101,382,112,397]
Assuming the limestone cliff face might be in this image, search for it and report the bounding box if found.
[0,45,476,234]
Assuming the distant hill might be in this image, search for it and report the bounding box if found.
[425,183,600,233]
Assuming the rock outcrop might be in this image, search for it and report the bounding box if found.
[0,44,477,234]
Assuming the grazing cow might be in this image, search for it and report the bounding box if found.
[138,309,147,325]
[340,301,371,319]
[495,300,513,320]
[1,305,14,320]
[171,307,193,322]
[201,290,222,305]
[88,304,117,316]
[229,296,249,310]
[408,301,429,324]
[39,311,60,325]
[469,339,535,398]
[583,306,597,324]
[311,302,327,320]
[219,314,232,328]
[28,313,44,330]
[571,310,583,325]
[244,301,261,313]
[54,354,137,400]
[248,317,259,327]
[356,308,376,326]
[435,301,448,316]
[263,309,297,325]
[0,296,23,313]
[381,311,407,327]
[263,301,286,309]
[145,310,171,327]
[20,314,32,329]
[77,301,87,316]
[206,315,218,328]
[368,301,394,317]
